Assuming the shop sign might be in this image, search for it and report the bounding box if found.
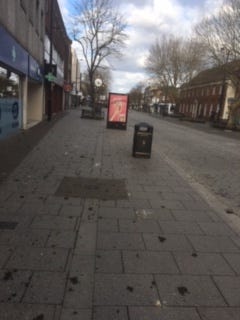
[0,26,28,75]
[64,83,73,92]
[29,56,43,82]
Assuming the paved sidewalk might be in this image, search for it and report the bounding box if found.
[1,108,240,320]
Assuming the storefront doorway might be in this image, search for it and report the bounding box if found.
[0,66,21,139]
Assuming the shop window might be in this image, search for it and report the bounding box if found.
[0,67,21,139]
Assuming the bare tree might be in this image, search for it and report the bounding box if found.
[195,0,240,68]
[145,35,206,100]
[72,0,128,112]
[195,0,240,127]
[129,83,144,109]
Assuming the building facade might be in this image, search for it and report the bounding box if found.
[0,0,45,139]
[44,0,71,117]
[178,65,237,122]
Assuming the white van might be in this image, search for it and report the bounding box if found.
[159,103,175,115]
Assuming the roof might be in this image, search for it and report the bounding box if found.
[182,60,240,89]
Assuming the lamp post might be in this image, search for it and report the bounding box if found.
[47,0,54,121]
[217,48,230,122]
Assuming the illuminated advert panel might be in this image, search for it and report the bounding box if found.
[107,93,129,130]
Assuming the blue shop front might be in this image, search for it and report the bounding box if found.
[0,25,43,140]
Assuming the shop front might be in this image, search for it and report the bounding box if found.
[0,25,44,139]
[0,66,21,138]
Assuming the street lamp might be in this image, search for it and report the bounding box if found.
[48,0,54,121]
[217,47,230,122]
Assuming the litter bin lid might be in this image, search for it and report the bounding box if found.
[135,122,153,131]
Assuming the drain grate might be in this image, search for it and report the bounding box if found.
[55,176,128,200]
[0,221,18,230]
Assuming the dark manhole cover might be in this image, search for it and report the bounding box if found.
[55,177,128,200]
[0,221,18,230]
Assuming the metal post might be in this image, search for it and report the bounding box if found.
[47,0,54,121]
[217,48,230,122]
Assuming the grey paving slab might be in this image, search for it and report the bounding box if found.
[119,218,161,233]
[123,251,179,274]
[181,200,211,211]
[129,306,201,320]
[198,222,237,236]
[0,214,32,229]
[93,306,128,320]
[171,209,219,222]
[70,254,95,274]
[223,253,240,274]
[173,252,235,275]
[75,221,97,253]
[23,271,66,304]
[59,204,84,217]
[149,199,185,210]
[160,192,194,201]
[214,276,240,306]
[130,199,152,209]
[135,208,174,221]
[0,228,49,247]
[142,185,173,193]
[31,215,77,230]
[46,230,76,248]
[94,274,159,306]
[6,247,69,271]
[143,233,193,251]
[98,218,118,232]
[96,250,123,273]
[155,275,226,307]
[97,232,145,250]
[63,273,94,308]
[159,221,203,235]
[129,190,161,200]
[198,307,240,320]
[188,235,240,253]
[0,269,31,303]
[18,202,61,216]
[0,246,14,268]
[60,308,92,320]
[230,236,240,249]
[0,303,55,320]
[98,207,135,219]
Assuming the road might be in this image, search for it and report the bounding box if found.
[129,110,240,217]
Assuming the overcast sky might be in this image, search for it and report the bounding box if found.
[58,0,224,93]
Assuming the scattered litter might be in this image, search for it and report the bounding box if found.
[155,300,161,306]
[158,236,166,243]
[135,209,153,219]
[226,208,235,214]
[126,286,134,292]
[3,271,13,281]
[32,314,44,320]
[178,286,190,296]
[70,276,79,285]
[94,162,101,167]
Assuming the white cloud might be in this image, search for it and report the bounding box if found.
[58,0,224,93]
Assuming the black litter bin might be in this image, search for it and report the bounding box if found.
[132,122,153,158]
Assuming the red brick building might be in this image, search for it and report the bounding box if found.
[178,64,238,122]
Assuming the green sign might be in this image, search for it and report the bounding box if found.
[45,73,56,82]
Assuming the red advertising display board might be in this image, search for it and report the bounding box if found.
[107,93,129,129]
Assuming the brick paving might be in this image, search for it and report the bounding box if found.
[0,108,240,319]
